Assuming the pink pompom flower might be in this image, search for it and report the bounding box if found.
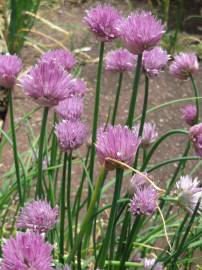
[189,123,202,157]
[55,120,88,152]
[169,52,199,80]
[0,54,22,88]
[40,49,76,72]
[128,172,149,196]
[142,47,169,77]
[129,186,158,216]
[181,104,197,126]
[105,48,136,72]
[55,97,84,121]
[95,124,141,170]
[133,122,158,148]
[117,11,165,55]
[1,232,53,270]
[16,200,59,233]
[68,78,86,98]
[84,4,121,42]
[20,61,75,107]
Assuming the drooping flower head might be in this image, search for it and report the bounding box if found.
[1,232,53,270]
[105,48,136,72]
[169,52,199,80]
[68,78,86,98]
[133,122,158,148]
[142,258,163,270]
[0,54,22,88]
[84,4,121,42]
[40,49,76,72]
[16,200,59,233]
[129,186,158,216]
[181,104,197,126]
[176,175,202,214]
[142,47,169,77]
[96,124,141,170]
[128,172,149,196]
[55,97,84,121]
[20,61,74,107]
[117,11,165,55]
[55,120,88,152]
[189,123,202,157]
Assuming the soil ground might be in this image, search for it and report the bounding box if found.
[1,0,202,193]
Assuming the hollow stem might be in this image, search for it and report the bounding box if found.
[111,72,123,125]
[126,54,142,128]
[67,151,73,250]
[59,152,67,264]
[36,107,49,199]
[190,74,199,123]
[8,88,23,206]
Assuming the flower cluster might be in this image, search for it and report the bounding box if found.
[181,104,197,126]
[133,122,158,148]
[189,123,202,157]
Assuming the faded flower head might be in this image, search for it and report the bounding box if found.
[1,232,53,270]
[55,97,84,121]
[128,172,148,196]
[176,175,202,214]
[16,200,59,233]
[40,49,76,72]
[0,54,22,88]
[105,48,136,72]
[96,124,141,170]
[133,122,158,148]
[142,47,169,77]
[55,120,88,152]
[181,104,197,126]
[129,186,158,216]
[189,123,202,157]
[20,61,74,107]
[68,78,86,98]
[118,11,164,55]
[169,52,199,80]
[143,258,163,270]
[84,4,121,42]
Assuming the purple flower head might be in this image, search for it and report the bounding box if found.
[117,11,165,55]
[96,124,141,170]
[128,172,149,196]
[0,54,22,88]
[169,52,199,80]
[20,61,75,107]
[16,200,59,233]
[68,78,86,98]
[84,4,121,42]
[142,258,163,270]
[1,232,53,270]
[176,175,202,214]
[189,123,202,157]
[55,97,84,121]
[133,122,158,148]
[40,49,76,72]
[55,120,88,152]
[129,186,158,216]
[105,48,136,72]
[181,104,197,126]
[142,47,169,77]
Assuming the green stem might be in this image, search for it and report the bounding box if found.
[133,75,149,168]
[111,72,123,125]
[89,41,105,183]
[36,107,49,199]
[141,129,188,171]
[119,216,142,270]
[67,151,73,250]
[105,260,143,267]
[190,74,199,123]
[126,54,142,128]
[8,88,23,206]
[59,152,67,264]
[67,167,106,264]
[97,168,123,268]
